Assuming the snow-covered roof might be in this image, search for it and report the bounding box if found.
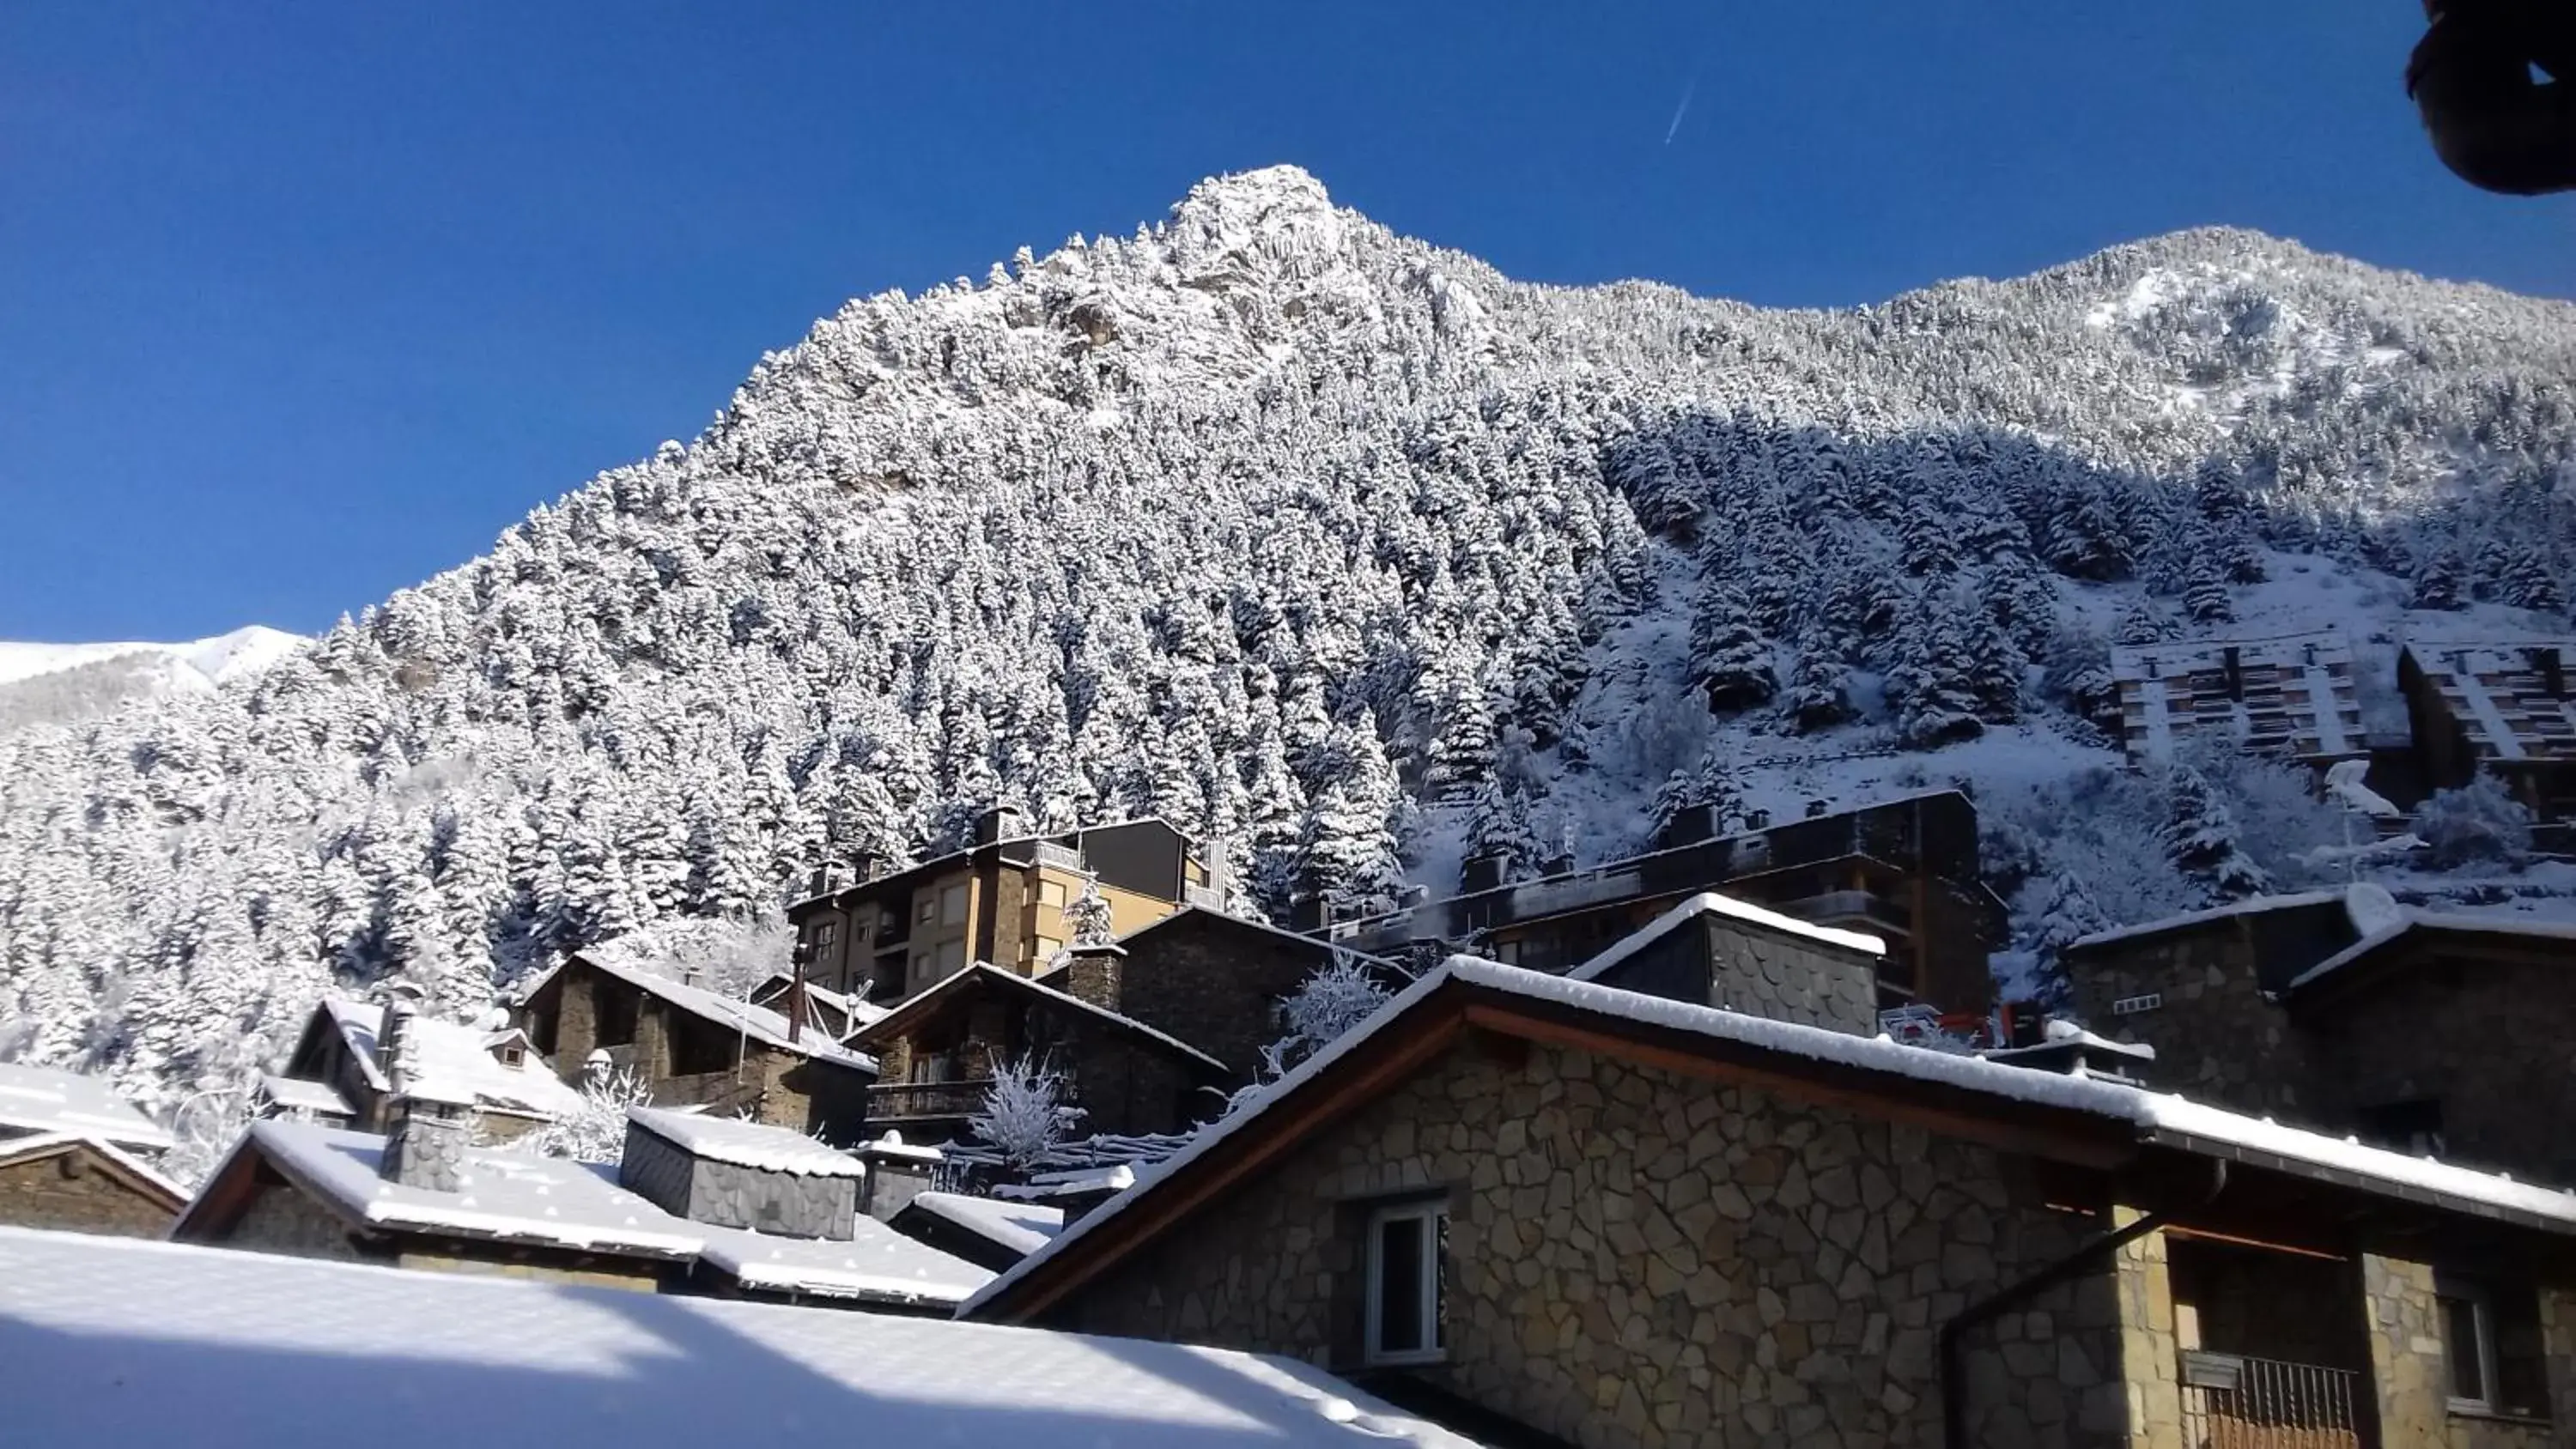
[853,963,1229,1076]
[0,1227,1482,1449]
[0,1063,173,1153]
[0,1132,187,1207]
[539,950,879,1072]
[2400,634,2576,764]
[2065,890,2348,953]
[624,1106,865,1178]
[256,1073,355,1118]
[750,973,890,1033]
[696,1213,993,1305]
[859,1131,947,1163]
[902,1192,1065,1258]
[1567,891,1885,984]
[192,1119,702,1259]
[968,955,2576,1317]
[994,1164,1136,1200]
[1113,904,1378,959]
[2106,630,2365,764]
[319,998,586,1119]
[2281,908,2576,997]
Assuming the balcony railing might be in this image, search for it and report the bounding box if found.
[2178,1352,2366,1449]
[868,1079,989,1123]
[1031,841,1087,872]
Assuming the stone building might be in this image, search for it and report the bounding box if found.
[967,957,2576,1449]
[2063,886,2576,1185]
[1326,790,2002,1015]
[0,1132,186,1238]
[175,1100,990,1313]
[514,946,878,1141]
[1052,906,1396,1077]
[848,961,1233,1143]
[0,1061,176,1158]
[264,997,584,1139]
[787,809,1220,1007]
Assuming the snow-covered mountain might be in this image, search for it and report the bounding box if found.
[0,626,307,731]
[4,165,2573,1130]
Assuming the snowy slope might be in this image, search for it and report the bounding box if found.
[0,625,303,688]
[3,165,2573,1123]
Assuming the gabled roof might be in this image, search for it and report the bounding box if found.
[2281,909,2576,1003]
[1109,904,1370,958]
[528,950,879,1073]
[256,1074,355,1119]
[789,815,1202,912]
[898,1192,1064,1258]
[0,1132,187,1212]
[849,963,1230,1076]
[0,1227,1481,1449]
[0,1063,173,1154]
[1566,890,1886,980]
[175,1118,989,1309]
[965,957,2576,1323]
[307,998,586,1119]
[2065,889,2349,954]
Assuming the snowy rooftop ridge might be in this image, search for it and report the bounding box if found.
[624,1105,866,1178]
[965,955,2576,1318]
[0,1131,188,1203]
[2280,906,2576,996]
[538,949,878,1070]
[0,1227,1480,1448]
[855,961,1229,1076]
[1566,890,1886,984]
[2063,889,2348,953]
[0,1062,174,1153]
[905,1192,1065,1257]
[320,997,584,1119]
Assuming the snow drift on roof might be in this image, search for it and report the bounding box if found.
[1567,891,1886,984]
[0,1063,173,1152]
[0,1226,1481,1448]
[694,1215,993,1304]
[625,1106,865,1178]
[256,1074,355,1117]
[542,950,878,1070]
[2065,890,2347,953]
[321,998,585,1119]
[905,1192,1065,1257]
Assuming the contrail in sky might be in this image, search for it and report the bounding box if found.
[1663,70,1698,145]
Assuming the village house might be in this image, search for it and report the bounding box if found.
[2401,636,2576,823]
[261,996,585,1138]
[0,1224,1485,1449]
[176,1015,990,1313]
[786,809,1220,1006]
[2106,631,2370,770]
[0,1062,186,1238]
[2063,884,2576,1186]
[515,944,878,1141]
[1324,790,2002,1016]
[967,955,2576,1449]
[847,961,1233,1145]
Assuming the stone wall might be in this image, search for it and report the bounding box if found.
[1054,1034,2142,1448]
[228,1181,370,1262]
[0,1146,176,1238]
[688,1155,855,1240]
[2360,1252,2576,1449]
[1109,915,1334,1077]
[1585,913,1879,1035]
[2065,925,2323,1120]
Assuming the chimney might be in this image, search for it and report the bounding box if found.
[2536,647,2567,700]
[850,849,883,884]
[1657,803,1716,851]
[1745,808,1772,831]
[974,806,1026,846]
[1460,854,1505,894]
[1288,894,1327,935]
[1058,941,1126,1009]
[378,998,473,1191]
[855,1131,945,1222]
[1806,798,1831,820]
[619,1106,864,1240]
[806,862,843,900]
[2222,646,2245,702]
[1978,1016,2156,1088]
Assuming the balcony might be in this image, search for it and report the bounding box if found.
[1031,841,1087,872]
[868,1079,989,1124]
[2178,1352,2366,1449]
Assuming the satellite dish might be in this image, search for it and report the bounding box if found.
[2324,759,2404,821]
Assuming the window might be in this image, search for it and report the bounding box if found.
[593,980,639,1048]
[940,883,970,925]
[936,939,966,974]
[1035,935,1063,961]
[1365,1199,1449,1365]
[917,895,936,924]
[1039,879,1068,908]
[2439,1276,2550,1418]
[813,919,838,959]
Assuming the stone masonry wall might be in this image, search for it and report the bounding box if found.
[2066,927,2322,1120]
[2360,1253,2573,1449]
[0,1148,175,1238]
[687,1156,857,1240]
[1112,916,1334,1077]
[1059,1034,2141,1449]
[228,1181,371,1262]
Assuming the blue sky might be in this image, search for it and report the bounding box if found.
[3,2,2568,642]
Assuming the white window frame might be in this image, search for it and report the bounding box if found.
[1364,1199,1448,1367]
[2441,1285,2499,1415]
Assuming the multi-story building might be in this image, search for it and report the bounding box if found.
[2400,635,2576,821]
[2107,631,2368,767]
[1322,790,2002,1014]
[787,809,1219,1007]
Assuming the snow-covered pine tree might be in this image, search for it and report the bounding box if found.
[1688,582,1777,713]
[1781,637,1856,733]
[2182,554,2236,624]
[2160,764,2272,904]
